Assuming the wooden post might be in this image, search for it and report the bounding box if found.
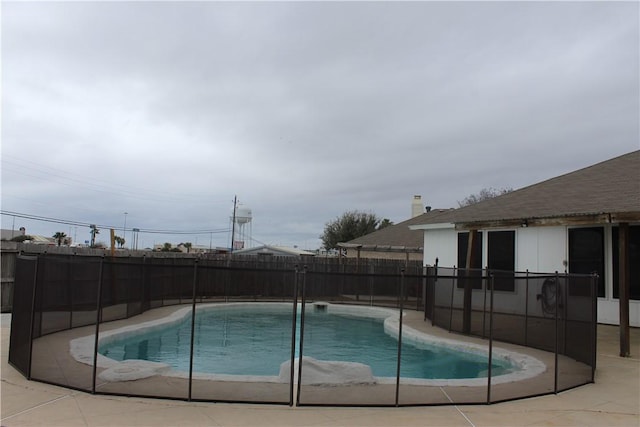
[110,229,115,257]
[619,223,630,357]
[463,229,478,334]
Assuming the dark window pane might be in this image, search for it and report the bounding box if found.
[457,232,483,289]
[568,227,605,298]
[457,232,483,268]
[488,231,515,292]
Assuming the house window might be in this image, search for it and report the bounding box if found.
[568,227,605,297]
[457,232,483,289]
[612,226,640,301]
[457,232,483,269]
[487,230,515,291]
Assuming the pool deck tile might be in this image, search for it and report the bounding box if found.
[2,313,639,427]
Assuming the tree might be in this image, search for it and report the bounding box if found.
[321,210,390,250]
[114,235,125,248]
[183,242,192,253]
[53,232,67,246]
[161,242,172,252]
[457,187,513,207]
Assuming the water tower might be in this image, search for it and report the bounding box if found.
[231,203,252,250]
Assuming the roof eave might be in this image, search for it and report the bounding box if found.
[337,242,423,253]
[455,211,640,230]
[408,223,456,231]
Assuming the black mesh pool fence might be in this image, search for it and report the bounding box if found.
[8,253,597,406]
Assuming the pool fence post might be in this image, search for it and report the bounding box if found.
[482,267,488,338]
[415,265,421,312]
[563,272,568,356]
[67,253,74,330]
[141,254,148,313]
[91,255,105,394]
[565,272,570,357]
[449,266,456,332]
[395,268,405,407]
[188,259,198,401]
[289,265,299,406]
[554,270,559,394]
[224,257,230,303]
[422,265,428,321]
[524,270,529,346]
[369,263,374,307]
[430,258,438,326]
[38,251,47,346]
[295,266,308,406]
[487,272,494,404]
[26,254,40,380]
[591,272,598,382]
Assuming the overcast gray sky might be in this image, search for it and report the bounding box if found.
[2,1,638,250]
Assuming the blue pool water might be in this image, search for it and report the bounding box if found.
[99,304,513,379]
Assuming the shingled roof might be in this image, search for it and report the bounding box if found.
[339,208,453,251]
[411,150,640,230]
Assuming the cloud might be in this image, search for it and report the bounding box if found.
[2,1,638,249]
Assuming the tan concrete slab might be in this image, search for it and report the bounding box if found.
[297,406,471,427]
[198,405,335,427]
[73,393,178,419]
[2,314,639,427]
[86,405,220,427]
[533,411,638,427]
[1,395,87,427]
[0,382,69,419]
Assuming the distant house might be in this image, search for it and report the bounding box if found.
[0,227,26,241]
[176,243,213,254]
[409,151,640,326]
[151,243,228,254]
[338,206,453,261]
[232,245,316,258]
[1,227,54,245]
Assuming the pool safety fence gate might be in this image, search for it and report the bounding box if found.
[8,254,597,407]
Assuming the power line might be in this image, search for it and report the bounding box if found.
[0,210,230,236]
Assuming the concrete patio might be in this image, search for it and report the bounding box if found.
[1,313,638,426]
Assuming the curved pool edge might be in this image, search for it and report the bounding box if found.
[69,302,546,386]
[382,316,546,386]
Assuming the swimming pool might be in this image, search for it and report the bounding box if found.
[71,303,545,386]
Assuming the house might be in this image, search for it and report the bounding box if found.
[338,201,453,261]
[232,245,316,258]
[1,227,55,245]
[1,227,25,241]
[409,150,640,327]
[175,243,217,254]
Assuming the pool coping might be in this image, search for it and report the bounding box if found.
[69,302,546,387]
